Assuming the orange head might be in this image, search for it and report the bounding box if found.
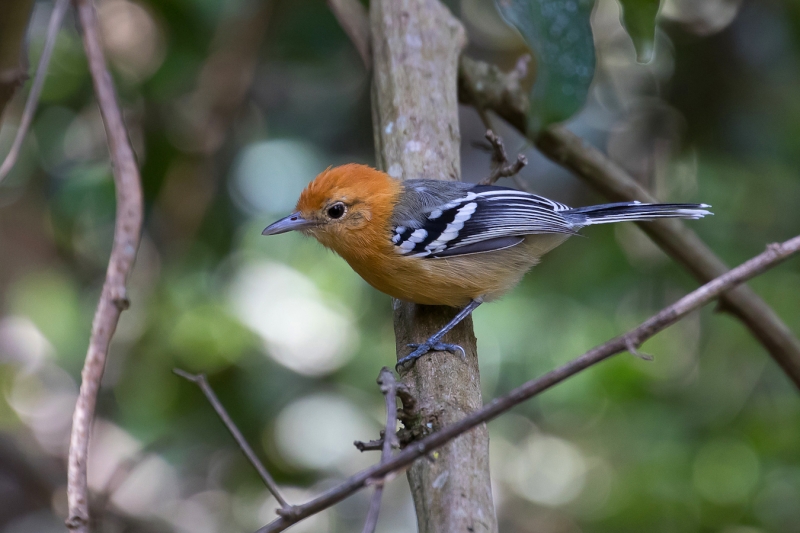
[262,164,401,258]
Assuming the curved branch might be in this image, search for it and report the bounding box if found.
[256,235,800,533]
[66,0,144,530]
[479,129,527,185]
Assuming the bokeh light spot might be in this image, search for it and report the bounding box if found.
[272,394,377,471]
[229,261,358,376]
[230,139,324,216]
[98,0,165,81]
[501,433,588,506]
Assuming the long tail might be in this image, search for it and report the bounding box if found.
[563,201,713,226]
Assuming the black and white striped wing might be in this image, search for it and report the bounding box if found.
[391,185,577,258]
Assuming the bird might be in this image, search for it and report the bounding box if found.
[262,163,712,369]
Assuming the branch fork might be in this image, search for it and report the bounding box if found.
[624,336,654,361]
[479,129,527,185]
[274,506,302,519]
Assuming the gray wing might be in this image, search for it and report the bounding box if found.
[390,181,577,258]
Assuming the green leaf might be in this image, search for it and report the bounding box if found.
[496,0,596,134]
[618,0,661,63]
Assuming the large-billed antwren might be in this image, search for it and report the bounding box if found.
[263,164,711,368]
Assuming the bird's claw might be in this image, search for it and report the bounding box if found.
[396,341,466,371]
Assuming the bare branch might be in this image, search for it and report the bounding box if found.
[354,438,384,452]
[459,55,800,390]
[479,129,527,185]
[625,337,654,361]
[327,0,370,69]
[0,0,34,119]
[356,380,419,453]
[173,369,290,509]
[0,0,70,183]
[66,0,145,530]
[256,235,800,533]
[360,367,399,533]
[458,56,528,132]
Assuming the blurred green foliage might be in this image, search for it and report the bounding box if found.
[1,0,799,533]
[496,0,596,132]
[617,0,661,63]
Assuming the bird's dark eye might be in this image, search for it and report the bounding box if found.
[327,203,346,219]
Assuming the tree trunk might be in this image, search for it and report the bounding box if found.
[370,1,498,532]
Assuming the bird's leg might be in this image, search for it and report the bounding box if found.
[396,299,483,371]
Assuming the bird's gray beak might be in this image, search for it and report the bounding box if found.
[262,212,316,235]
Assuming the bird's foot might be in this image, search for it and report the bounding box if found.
[396,341,466,371]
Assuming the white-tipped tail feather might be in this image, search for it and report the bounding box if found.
[563,201,713,227]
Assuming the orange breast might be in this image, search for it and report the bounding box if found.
[341,234,569,307]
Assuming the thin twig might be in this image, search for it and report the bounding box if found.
[255,235,800,533]
[479,129,527,185]
[0,0,70,183]
[66,0,145,531]
[327,0,371,69]
[458,55,800,390]
[355,379,416,452]
[360,367,399,533]
[626,337,654,361]
[354,438,384,452]
[173,369,290,509]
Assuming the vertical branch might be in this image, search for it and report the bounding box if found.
[0,0,34,119]
[370,1,498,532]
[360,368,400,533]
[66,0,144,530]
